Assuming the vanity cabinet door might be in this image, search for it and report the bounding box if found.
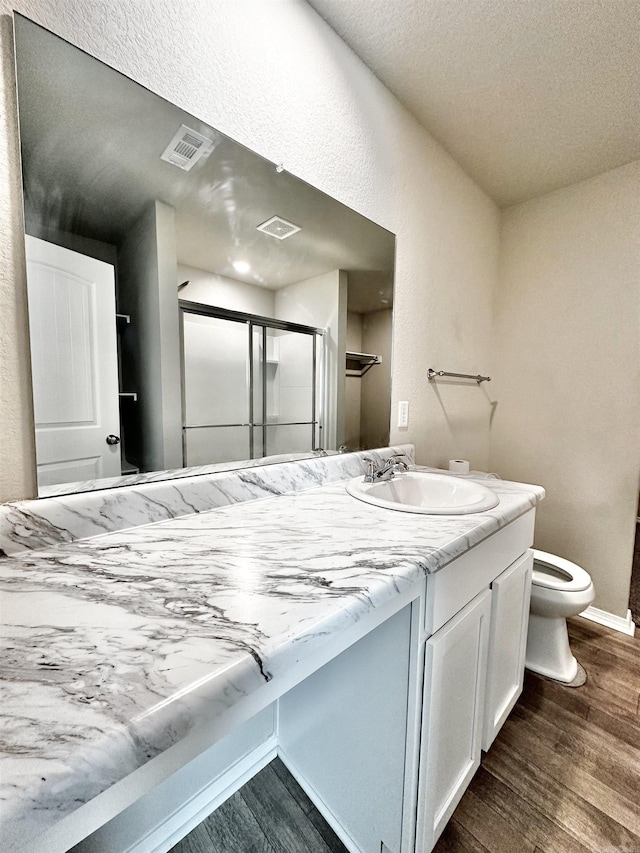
[416,588,491,853]
[482,549,533,751]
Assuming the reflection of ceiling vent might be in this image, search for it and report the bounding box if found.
[257,216,301,240]
[160,124,214,171]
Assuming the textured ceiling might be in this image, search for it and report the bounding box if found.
[308,0,640,207]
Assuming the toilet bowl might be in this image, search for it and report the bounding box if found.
[525,549,595,683]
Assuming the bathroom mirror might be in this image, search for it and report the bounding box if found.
[14,14,395,497]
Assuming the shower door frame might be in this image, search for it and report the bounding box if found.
[179,300,326,466]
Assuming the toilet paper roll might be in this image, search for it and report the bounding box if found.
[448,459,470,474]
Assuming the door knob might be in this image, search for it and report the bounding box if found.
[106,434,121,445]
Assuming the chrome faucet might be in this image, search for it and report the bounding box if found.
[363,454,410,483]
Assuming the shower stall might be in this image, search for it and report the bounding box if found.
[180,302,326,466]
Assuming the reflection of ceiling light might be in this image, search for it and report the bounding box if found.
[257,216,301,240]
[232,260,251,274]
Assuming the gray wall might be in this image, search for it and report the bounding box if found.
[118,200,182,472]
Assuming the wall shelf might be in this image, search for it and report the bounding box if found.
[346,351,381,377]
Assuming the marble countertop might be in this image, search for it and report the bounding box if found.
[0,464,544,848]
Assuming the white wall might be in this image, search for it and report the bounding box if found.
[490,162,640,617]
[388,117,499,471]
[346,312,362,354]
[345,311,363,450]
[361,309,392,450]
[177,264,275,317]
[275,269,347,450]
[345,309,392,451]
[25,226,118,268]
[0,0,499,501]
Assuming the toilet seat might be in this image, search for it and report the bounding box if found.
[532,549,592,593]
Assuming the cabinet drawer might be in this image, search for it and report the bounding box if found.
[424,510,535,636]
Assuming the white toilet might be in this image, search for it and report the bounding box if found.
[525,549,595,683]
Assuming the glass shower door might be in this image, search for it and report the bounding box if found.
[257,326,319,457]
[182,304,324,466]
[182,312,251,465]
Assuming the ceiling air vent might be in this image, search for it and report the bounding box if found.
[256,216,301,240]
[160,124,214,171]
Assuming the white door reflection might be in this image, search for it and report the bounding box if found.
[26,236,121,488]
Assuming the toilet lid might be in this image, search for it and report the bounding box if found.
[532,549,593,592]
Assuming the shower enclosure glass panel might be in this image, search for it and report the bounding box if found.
[182,313,250,465]
[267,328,314,421]
[181,304,323,466]
[263,328,315,456]
[185,426,251,465]
[264,423,316,455]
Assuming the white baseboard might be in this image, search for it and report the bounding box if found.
[578,605,636,637]
[130,737,278,853]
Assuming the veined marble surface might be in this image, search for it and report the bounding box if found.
[0,453,544,850]
[0,447,411,557]
[37,450,333,498]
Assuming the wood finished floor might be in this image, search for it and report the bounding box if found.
[171,617,639,853]
[169,757,348,853]
[434,617,640,853]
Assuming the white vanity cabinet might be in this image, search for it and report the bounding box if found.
[482,549,533,750]
[416,588,492,852]
[416,510,535,853]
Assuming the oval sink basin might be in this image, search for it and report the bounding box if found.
[346,471,499,515]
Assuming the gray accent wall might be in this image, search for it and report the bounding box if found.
[118,200,182,472]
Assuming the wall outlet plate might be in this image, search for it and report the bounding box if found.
[398,400,409,429]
